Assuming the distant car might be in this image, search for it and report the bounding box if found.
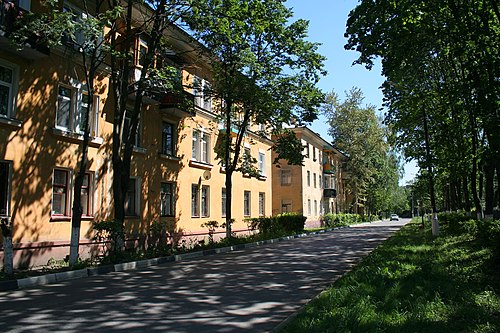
[390,214,399,221]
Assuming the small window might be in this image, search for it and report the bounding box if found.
[307,171,311,187]
[221,188,226,217]
[258,152,266,176]
[192,130,210,163]
[201,185,210,217]
[319,175,322,188]
[123,110,141,147]
[305,143,310,158]
[244,191,251,217]
[56,83,99,136]
[0,63,16,118]
[280,169,291,186]
[160,182,174,217]
[161,122,175,156]
[191,184,200,217]
[313,146,316,161]
[281,199,292,213]
[313,173,317,188]
[52,169,70,216]
[81,172,93,217]
[125,178,140,216]
[137,38,148,67]
[0,161,11,216]
[307,199,311,216]
[193,76,212,111]
[258,192,265,216]
[314,200,317,216]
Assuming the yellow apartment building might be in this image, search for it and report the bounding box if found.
[0,0,272,268]
[271,127,348,228]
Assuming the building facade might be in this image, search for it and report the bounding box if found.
[271,127,347,228]
[0,0,272,268]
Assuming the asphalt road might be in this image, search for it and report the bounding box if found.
[0,219,409,333]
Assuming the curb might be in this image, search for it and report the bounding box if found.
[0,226,350,292]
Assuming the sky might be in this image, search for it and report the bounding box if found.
[286,0,418,185]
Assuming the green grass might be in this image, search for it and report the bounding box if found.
[281,221,500,333]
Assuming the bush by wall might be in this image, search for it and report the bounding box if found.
[320,213,370,228]
[247,213,306,236]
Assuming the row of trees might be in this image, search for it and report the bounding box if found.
[322,88,408,216]
[345,0,500,228]
[10,0,325,268]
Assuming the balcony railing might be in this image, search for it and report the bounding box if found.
[158,90,195,117]
[0,0,50,58]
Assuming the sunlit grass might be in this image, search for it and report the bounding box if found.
[281,221,500,333]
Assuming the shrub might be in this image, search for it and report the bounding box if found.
[91,220,123,256]
[248,213,306,236]
[320,213,365,228]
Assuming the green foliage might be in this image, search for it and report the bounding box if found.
[201,220,220,244]
[91,220,123,256]
[320,213,374,228]
[247,213,306,236]
[282,222,500,332]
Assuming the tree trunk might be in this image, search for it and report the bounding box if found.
[225,169,233,239]
[1,217,13,275]
[422,109,439,236]
[463,175,472,214]
[484,155,495,218]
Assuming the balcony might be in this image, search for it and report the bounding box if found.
[159,90,195,118]
[324,188,337,198]
[0,0,50,59]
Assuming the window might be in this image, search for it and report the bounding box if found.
[56,83,99,136]
[319,175,322,188]
[123,110,141,147]
[193,76,212,111]
[191,184,199,217]
[314,200,317,216]
[307,199,311,216]
[125,178,140,216]
[0,62,16,118]
[192,130,210,163]
[307,171,311,187]
[313,146,316,161]
[281,199,292,213]
[280,169,291,186]
[62,2,94,52]
[305,143,309,158]
[17,0,31,11]
[0,162,10,216]
[201,185,210,217]
[80,173,93,217]
[137,38,148,67]
[258,192,265,216]
[258,152,266,176]
[313,173,317,188]
[160,183,174,217]
[221,188,226,217]
[244,191,251,216]
[52,169,70,216]
[161,122,175,156]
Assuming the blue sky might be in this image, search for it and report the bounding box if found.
[286,0,418,185]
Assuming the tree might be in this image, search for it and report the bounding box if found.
[185,0,326,238]
[322,88,387,215]
[345,0,500,226]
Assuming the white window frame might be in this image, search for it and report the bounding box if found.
[221,187,226,217]
[80,172,94,217]
[313,173,317,188]
[193,76,212,111]
[244,191,251,217]
[258,192,265,217]
[191,184,200,217]
[201,185,210,217]
[56,81,99,136]
[0,60,18,119]
[314,200,318,216]
[307,199,311,216]
[258,151,266,176]
[192,129,210,163]
[307,171,311,187]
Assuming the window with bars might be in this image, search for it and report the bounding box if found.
[258,192,265,216]
[244,191,251,217]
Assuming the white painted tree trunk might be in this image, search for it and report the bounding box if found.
[431,212,440,236]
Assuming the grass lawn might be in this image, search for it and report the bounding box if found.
[281,220,500,333]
